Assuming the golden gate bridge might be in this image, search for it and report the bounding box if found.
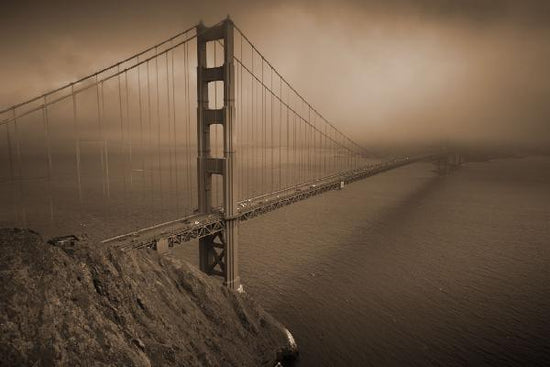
[0,17,460,290]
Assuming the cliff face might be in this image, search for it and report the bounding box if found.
[0,228,294,366]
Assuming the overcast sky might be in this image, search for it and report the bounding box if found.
[1,0,549,147]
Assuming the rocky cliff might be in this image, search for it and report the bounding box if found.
[0,228,296,366]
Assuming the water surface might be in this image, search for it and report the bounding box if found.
[176,157,550,366]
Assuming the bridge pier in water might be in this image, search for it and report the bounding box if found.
[196,18,241,290]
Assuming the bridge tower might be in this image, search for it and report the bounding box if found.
[196,18,241,290]
[435,150,463,175]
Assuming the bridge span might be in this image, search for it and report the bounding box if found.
[103,153,444,250]
[0,17,461,290]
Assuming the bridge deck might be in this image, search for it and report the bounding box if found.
[103,154,436,251]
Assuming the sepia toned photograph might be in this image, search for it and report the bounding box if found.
[1,1,549,366]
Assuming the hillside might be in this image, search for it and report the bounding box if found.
[0,228,297,366]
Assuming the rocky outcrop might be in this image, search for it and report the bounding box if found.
[0,228,296,366]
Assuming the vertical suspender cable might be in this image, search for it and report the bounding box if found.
[261,57,265,194]
[146,59,153,210]
[100,81,111,200]
[303,109,306,183]
[316,114,320,180]
[155,51,163,216]
[323,122,327,177]
[72,85,83,210]
[137,58,145,189]
[307,106,311,182]
[300,105,303,184]
[5,113,16,222]
[336,129,340,174]
[240,34,244,201]
[165,52,173,211]
[185,42,193,213]
[310,106,313,182]
[305,107,308,182]
[183,42,190,214]
[339,132,343,173]
[96,77,110,225]
[252,47,257,197]
[302,104,306,183]
[42,98,54,225]
[248,46,253,199]
[311,111,315,180]
[171,50,179,216]
[331,126,335,175]
[293,110,297,186]
[297,100,302,184]
[126,70,133,187]
[240,35,245,201]
[336,130,340,173]
[312,113,316,180]
[270,67,274,193]
[96,77,106,197]
[242,38,249,201]
[279,76,282,191]
[117,66,127,203]
[12,109,26,226]
[285,89,289,189]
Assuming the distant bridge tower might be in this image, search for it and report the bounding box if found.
[435,148,463,175]
[196,18,241,290]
